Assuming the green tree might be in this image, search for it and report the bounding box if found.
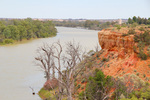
[0,22,6,35]
[3,27,11,38]
[18,25,27,41]
[0,18,57,44]
[85,69,114,100]
[132,16,137,22]
[128,18,133,24]
[8,25,20,40]
[117,25,121,31]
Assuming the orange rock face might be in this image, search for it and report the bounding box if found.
[97,29,150,83]
[98,29,135,57]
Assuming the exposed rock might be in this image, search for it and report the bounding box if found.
[97,29,150,83]
[98,29,135,58]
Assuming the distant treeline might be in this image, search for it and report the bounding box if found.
[128,16,150,25]
[53,20,117,30]
[0,18,57,44]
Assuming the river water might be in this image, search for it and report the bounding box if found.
[0,27,100,100]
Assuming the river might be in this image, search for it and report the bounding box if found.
[0,27,100,100]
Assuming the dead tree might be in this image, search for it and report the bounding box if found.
[35,41,85,100]
[62,41,85,100]
[52,41,63,100]
[35,43,54,81]
[52,41,85,100]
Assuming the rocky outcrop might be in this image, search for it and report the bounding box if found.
[97,29,150,83]
[98,29,135,58]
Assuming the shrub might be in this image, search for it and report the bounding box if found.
[85,62,93,68]
[131,22,138,27]
[80,72,84,76]
[121,23,127,27]
[81,86,84,90]
[121,83,150,100]
[133,46,137,52]
[122,33,128,37]
[138,50,147,60]
[4,39,14,44]
[134,70,137,72]
[104,64,106,68]
[122,71,125,74]
[138,41,145,50]
[147,46,150,51]
[78,91,85,100]
[143,74,146,78]
[87,50,95,56]
[75,82,77,86]
[134,34,140,42]
[77,84,81,89]
[96,53,99,58]
[139,27,145,31]
[102,58,107,62]
[74,78,77,82]
[117,25,121,30]
[106,58,109,62]
[128,29,136,35]
[85,69,114,100]
[0,38,4,43]
[38,88,51,99]
[97,57,100,60]
[134,31,150,45]
[146,77,149,81]
[107,64,110,67]
[40,32,49,38]
[136,73,139,76]
[81,79,85,83]
[148,51,150,57]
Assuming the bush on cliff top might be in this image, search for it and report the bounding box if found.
[83,69,114,100]
[138,50,147,60]
[128,29,136,35]
[134,31,150,45]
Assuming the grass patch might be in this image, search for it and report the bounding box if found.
[38,88,51,99]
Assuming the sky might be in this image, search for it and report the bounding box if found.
[0,0,150,19]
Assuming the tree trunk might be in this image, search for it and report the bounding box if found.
[67,87,72,100]
[58,79,62,100]
[46,72,50,81]
[58,58,62,100]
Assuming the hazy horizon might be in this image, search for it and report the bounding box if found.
[0,0,150,19]
[0,17,128,20]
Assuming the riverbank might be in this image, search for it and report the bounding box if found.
[53,20,116,30]
[0,34,56,46]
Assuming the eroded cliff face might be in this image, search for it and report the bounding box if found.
[97,29,150,83]
[98,29,135,58]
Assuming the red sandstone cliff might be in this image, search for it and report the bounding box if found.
[98,29,135,56]
[97,29,150,82]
